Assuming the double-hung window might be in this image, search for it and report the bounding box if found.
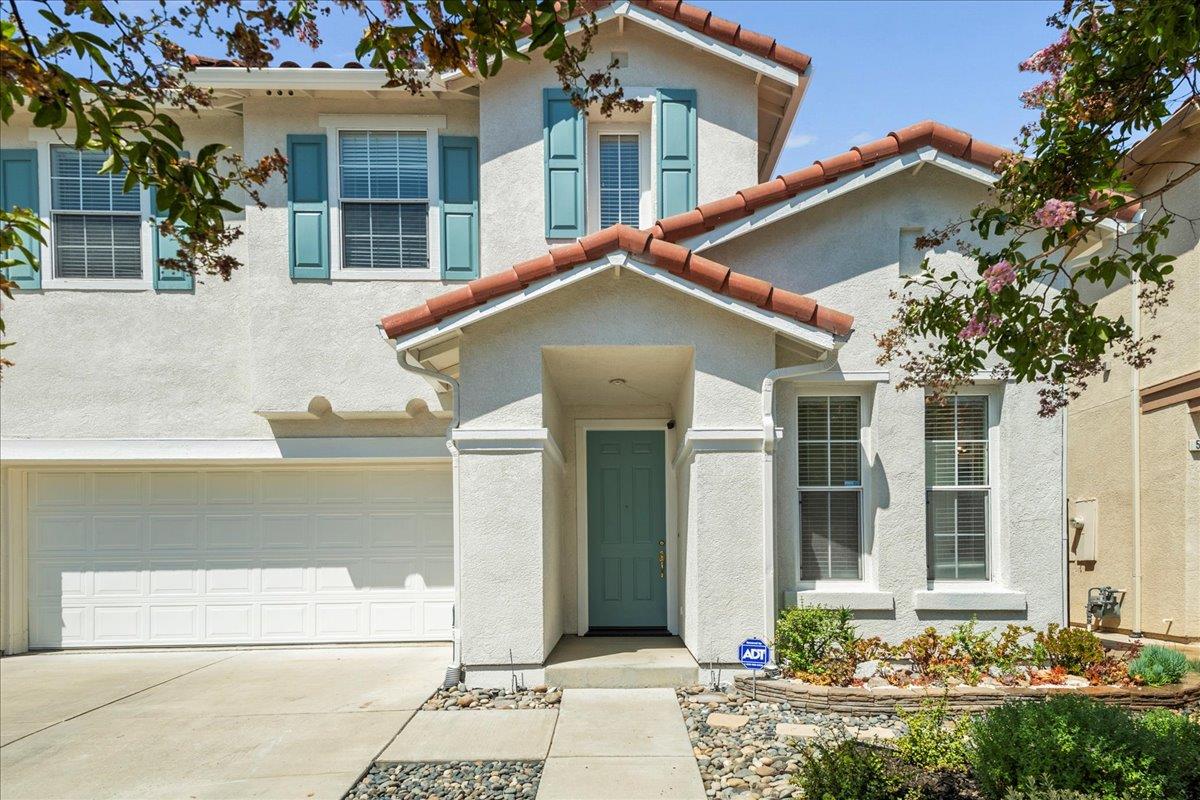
[338,130,429,270]
[925,395,990,579]
[598,134,640,227]
[50,146,142,280]
[798,396,863,580]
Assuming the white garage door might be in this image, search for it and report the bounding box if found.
[26,466,453,648]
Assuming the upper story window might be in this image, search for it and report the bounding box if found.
[925,395,990,580]
[598,134,640,227]
[798,396,863,581]
[50,146,142,280]
[338,131,429,270]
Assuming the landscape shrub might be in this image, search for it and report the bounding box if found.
[792,737,914,800]
[1001,781,1099,800]
[774,604,857,676]
[969,695,1200,800]
[895,698,972,773]
[1032,624,1105,673]
[1128,644,1189,686]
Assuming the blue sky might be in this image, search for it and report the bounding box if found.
[704,1,1059,174]
[24,0,1060,175]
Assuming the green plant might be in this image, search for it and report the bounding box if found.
[1033,625,1105,673]
[895,698,973,773]
[1128,645,1189,686]
[792,737,914,800]
[774,604,857,676]
[970,695,1200,800]
[1001,781,1099,800]
[1189,657,1200,674]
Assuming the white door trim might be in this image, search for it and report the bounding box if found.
[574,419,678,637]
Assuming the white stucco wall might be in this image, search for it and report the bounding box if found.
[478,21,760,271]
[707,167,1065,636]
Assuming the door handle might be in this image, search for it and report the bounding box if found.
[658,545,665,578]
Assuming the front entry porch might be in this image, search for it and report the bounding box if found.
[545,635,699,688]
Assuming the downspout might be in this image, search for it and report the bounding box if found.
[389,339,465,684]
[1130,274,1143,638]
[760,352,837,650]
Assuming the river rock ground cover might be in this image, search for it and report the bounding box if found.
[346,761,542,800]
[677,685,907,799]
[422,683,562,710]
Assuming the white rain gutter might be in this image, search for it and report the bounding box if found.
[390,341,466,684]
[759,352,837,647]
[1130,274,1144,638]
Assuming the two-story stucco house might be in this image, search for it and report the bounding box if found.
[0,1,1067,685]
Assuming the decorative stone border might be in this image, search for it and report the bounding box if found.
[733,673,1200,714]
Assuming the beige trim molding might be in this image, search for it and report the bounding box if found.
[1140,370,1200,414]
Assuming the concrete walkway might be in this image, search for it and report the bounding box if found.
[538,689,705,799]
[379,688,704,799]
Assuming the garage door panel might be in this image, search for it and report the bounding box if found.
[148,516,200,550]
[204,561,255,594]
[205,471,254,504]
[206,604,254,639]
[148,561,200,595]
[94,516,145,551]
[93,562,143,596]
[149,472,200,505]
[94,606,142,642]
[94,472,143,505]
[27,466,453,648]
[33,516,89,552]
[260,471,311,504]
[204,515,259,549]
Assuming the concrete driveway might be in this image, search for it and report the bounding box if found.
[0,645,449,800]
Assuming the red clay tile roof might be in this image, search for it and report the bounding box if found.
[645,120,1138,241]
[378,224,852,340]
[188,0,810,75]
[647,121,1010,242]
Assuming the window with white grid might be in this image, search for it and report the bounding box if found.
[798,396,863,580]
[925,395,990,579]
[338,130,428,269]
[50,146,142,279]
[599,134,640,227]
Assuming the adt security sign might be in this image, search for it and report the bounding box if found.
[739,638,770,670]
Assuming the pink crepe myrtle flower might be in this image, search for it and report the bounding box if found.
[958,314,1000,341]
[983,260,1016,293]
[1033,198,1077,229]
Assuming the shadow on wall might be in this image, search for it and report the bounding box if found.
[265,395,450,438]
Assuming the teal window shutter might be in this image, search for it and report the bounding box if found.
[656,89,697,218]
[287,134,330,280]
[0,148,42,289]
[543,88,586,238]
[152,152,193,292]
[439,135,480,280]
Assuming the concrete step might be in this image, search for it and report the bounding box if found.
[545,636,699,689]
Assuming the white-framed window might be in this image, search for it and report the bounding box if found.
[797,396,863,581]
[925,394,991,580]
[320,114,445,281]
[586,122,651,231]
[598,133,640,227]
[27,133,153,291]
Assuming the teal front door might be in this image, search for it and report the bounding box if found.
[586,429,667,629]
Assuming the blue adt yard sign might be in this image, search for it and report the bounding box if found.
[739,638,770,670]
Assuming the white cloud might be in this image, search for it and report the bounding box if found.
[847,131,874,146]
[784,133,817,150]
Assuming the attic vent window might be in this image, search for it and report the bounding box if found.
[610,51,628,68]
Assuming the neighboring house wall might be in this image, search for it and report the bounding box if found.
[1068,131,1200,642]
